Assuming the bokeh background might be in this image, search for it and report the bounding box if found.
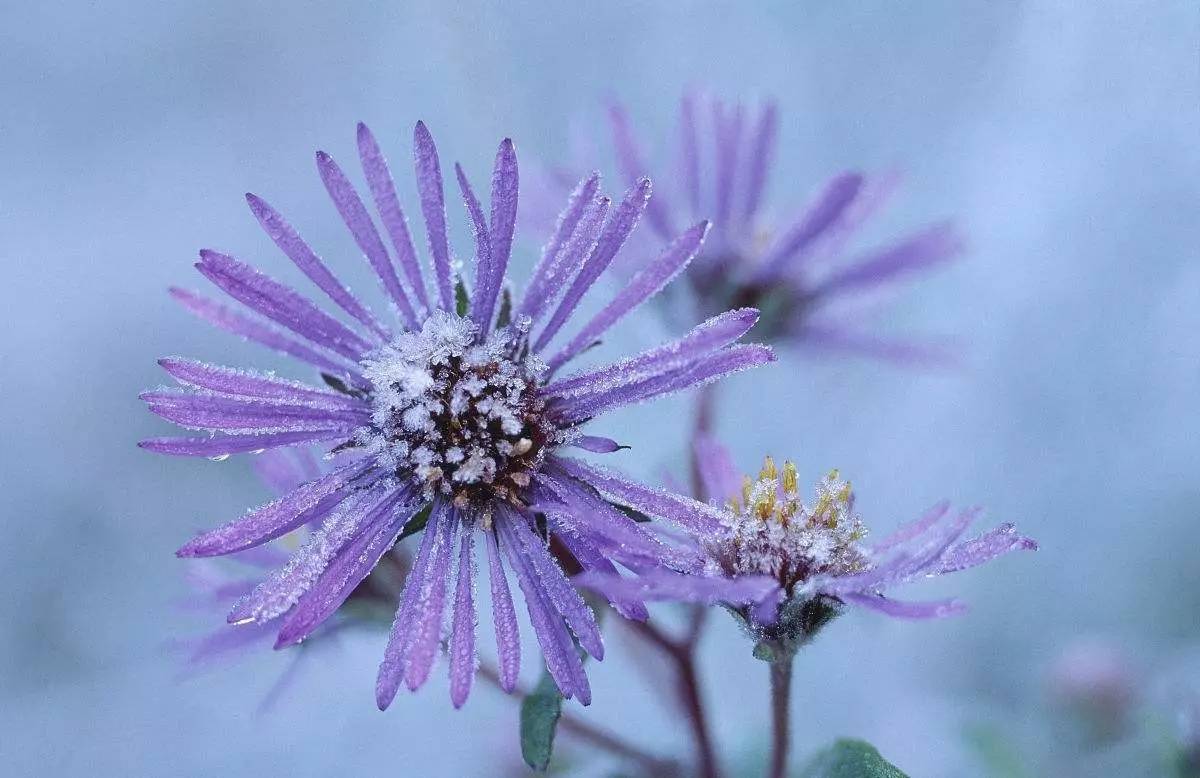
[2,2,1197,776]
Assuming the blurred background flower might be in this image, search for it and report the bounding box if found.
[2,2,1197,776]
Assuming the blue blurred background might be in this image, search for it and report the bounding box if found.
[2,2,1197,775]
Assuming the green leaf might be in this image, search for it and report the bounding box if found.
[798,739,909,778]
[520,671,564,772]
[496,285,513,329]
[455,277,470,317]
[396,504,433,543]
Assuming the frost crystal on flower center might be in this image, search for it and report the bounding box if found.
[707,458,870,592]
[360,312,556,507]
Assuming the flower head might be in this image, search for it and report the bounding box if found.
[590,95,963,362]
[141,121,773,708]
[578,436,1036,653]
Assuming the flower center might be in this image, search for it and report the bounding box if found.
[361,312,556,507]
[708,459,870,591]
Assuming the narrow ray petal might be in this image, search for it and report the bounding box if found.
[413,121,455,311]
[448,524,478,708]
[518,172,602,322]
[607,103,674,239]
[754,173,865,282]
[485,527,520,692]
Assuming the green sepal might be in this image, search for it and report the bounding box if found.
[798,738,910,778]
[520,671,564,772]
[455,276,470,317]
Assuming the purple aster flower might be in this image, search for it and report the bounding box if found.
[141,121,774,708]
[577,435,1036,652]
[579,95,964,363]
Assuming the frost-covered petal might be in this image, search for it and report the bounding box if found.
[245,192,390,340]
[576,568,780,610]
[569,435,627,454]
[402,506,457,691]
[552,457,727,535]
[455,163,494,332]
[480,138,518,332]
[841,591,967,619]
[195,250,372,361]
[139,429,349,459]
[484,527,520,692]
[932,523,1037,575]
[175,459,375,557]
[547,220,710,371]
[142,391,367,433]
[448,523,478,708]
[357,122,429,311]
[251,448,321,496]
[157,358,364,407]
[547,518,648,621]
[168,287,364,383]
[533,178,650,352]
[316,150,418,328]
[518,172,603,324]
[413,121,455,311]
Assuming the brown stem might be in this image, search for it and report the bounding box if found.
[475,661,674,775]
[629,620,722,778]
[767,656,794,778]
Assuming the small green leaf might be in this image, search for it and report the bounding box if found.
[799,739,909,778]
[520,671,563,772]
[496,285,513,329]
[396,504,433,543]
[455,277,470,316]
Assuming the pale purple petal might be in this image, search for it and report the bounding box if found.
[518,172,602,323]
[812,223,962,300]
[251,449,322,496]
[413,121,455,311]
[142,391,366,433]
[548,519,648,621]
[552,457,728,535]
[870,501,951,553]
[168,288,364,382]
[174,459,375,557]
[576,568,780,610]
[679,93,701,214]
[484,527,520,692]
[570,435,627,453]
[533,178,650,352]
[712,100,743,235]
[316,151,418,328]
[357,122,429,311]
[403,506,457,691]
[448,524,478,708]
[607,103,674,240]
[693,433,741,504]
[480,138,518,332]
[797,323,959,367]
[455,163,493,333]
[741,101,778,227]
[841,592,967,619]
[932,523,1037,575]
[139,429,349,458]
[547,220,710,371]
[754,173,865,282]
[245,192,390,339]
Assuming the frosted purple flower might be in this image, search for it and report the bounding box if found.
[577,436,1036,648]
[596,95,963,362]
[141,122,774,708]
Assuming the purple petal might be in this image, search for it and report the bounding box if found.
[402,506,457,692]
[376,501,450,709]
[570,435,627,454]
[754,173,865,282]
[543,308,759,399]
[741,101,778,227]
[140,429,348,458]
[157,358,361,407]
[518,172,602,323]
[168,288,364,382]
[533,178,650,352]
[251,449,323,497]
[553,343,774,423]
[174,459,374,557]
[316,151,418,328]
[811,223,963,299]
[357,122,430,312]
[448,524,478,708]
[228,485,389,624]
[484,527,520,692]
[143,391,366,434]
[552,457,727,535]
[693,433,741,504]
[413,121,455,312]
[455,163,493,332]
[841,592,967,619]
[796,323,959,367]
[547,519,647,621]
[575,568,780,609]
[499,518,590,703]
[479,138,518,332]
[508,516,603,660]
[245,192,390,340]
[273,494,419,647]
[870,501,951,553]
[933,523,1037,575]
[547,220,711,371]
[607,103,674,240]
